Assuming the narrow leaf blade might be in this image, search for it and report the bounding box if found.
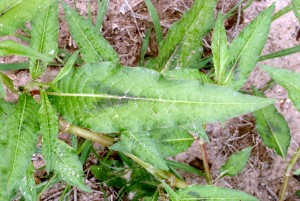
[29,1,58,79]
[0,0,55,36]
[53,140,91,192]
[224,5,274,90]
[212,13,228,84]
[6,94,40,191]
[219,147,252,178]
[39,91,58,172]
[51,51,79,84]
[292,0,300,22]
[262,65,300,111]
[145,0,216,72]
[177,185,259,201]
[0,40,52,61]
[62,2,119,63]
[253,89,290,158]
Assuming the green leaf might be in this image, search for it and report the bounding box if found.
[292,0,300,22]
[29,1,58,79]
[6,94,39,191]
[139,26,152,66]
[110,131,169,170]
[144,0,163,45]
[62,1,119,64]
[145,0,216,72]
[0,40,53,61]
[0,71,17,94]
[39,90,58,173]
[166,160,204,176]
[149,127,194,157]
[259,45,300,61]
[0,77,5,99]
[0,99,15,200]
[0,62,29,71]
[223,5,274,90]
[51,51,79,84]
[49,62,274,134]
[294,168,300,175]
[262,65,300,111]
[163,182,179,201]
[19,163,37,201]
[96,0,109,32]
[212,13,229,84]
[219,147,252,178]
[163,69,213,83]
[0,0,55,36]
[52,140,91,192]
[177,185,259,201]
[253,89,290,158]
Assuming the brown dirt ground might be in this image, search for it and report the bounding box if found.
[1,0,300,200]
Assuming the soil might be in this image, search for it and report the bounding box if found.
[1,0,300,200]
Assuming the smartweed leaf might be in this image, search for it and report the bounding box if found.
[19,163,37,201]
[212,13,229,84]
[0,77,5,98]
[0,40,53,61]
[145,0,216,72]
[6,94,39,191]
[62,1,119,64]
[166,160,204,177]
[219,147,252,178]
[223,5,274,90]
[294,168,300,175]
[51,51,79,84]
[39,90,58,173]
[52,140,91,192]
[0,0,56,36]
[110,131,169,170]
[253,89,290,158]
[177,185,259,201]
[262,65,300,111]
[29,1,58,79]
[49,62,274,133]
[149,127,194,157]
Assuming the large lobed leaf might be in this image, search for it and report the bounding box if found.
[62,1,119,64]
[177,185,259,201]
[223,5,274,90]
[52,140,91,192]
[145,0,216,72]
[0,0,55,36]
[29,1,58,79]
[39,91,58,173]
[49,62,274,134]
[262,65,300,111]
[5,94,40,192]
[253,89,290,158]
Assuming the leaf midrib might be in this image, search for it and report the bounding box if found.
[0,0,23,16]
[47,91,271,105]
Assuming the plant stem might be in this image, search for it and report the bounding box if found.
[58,118,115,147]
[126,153,188,189]
[279,146,300,201]
[279,147,300,201]
[199,139,212,185]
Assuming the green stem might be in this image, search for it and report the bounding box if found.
[126,153,188,189]
[279,146,300,201]
[58,118,115,147]
[272,4,293,21]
